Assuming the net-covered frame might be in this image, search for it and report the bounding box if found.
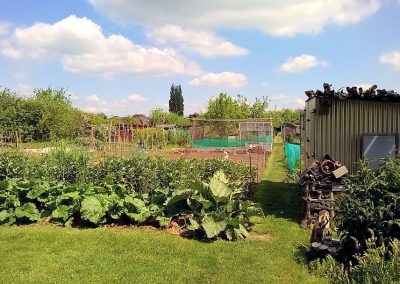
[238,121,273,140]
[190,118,273,150]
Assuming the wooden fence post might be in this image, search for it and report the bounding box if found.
[15,131,19,149]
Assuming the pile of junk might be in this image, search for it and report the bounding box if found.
[300,154,349,260]
[300,154,348,228]
[305,83,400,102]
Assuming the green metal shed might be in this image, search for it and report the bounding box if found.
[302,97,400,172]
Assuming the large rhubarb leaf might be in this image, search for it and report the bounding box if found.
[164,189,192,206]
[0,210,8,222]
[124,196,150,222]
[201,215,227,238]
[80,196,106,224]
[0,210,16,225]
[209,178,231,203]
[15,203,40,221]
[51,205,71,221]
[26,182,48,199]
[213,171,229,184]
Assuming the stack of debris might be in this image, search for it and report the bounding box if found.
[305,208,342,261]
[300,154,348,228]
[307,235,342,261]
[305,83,400,102]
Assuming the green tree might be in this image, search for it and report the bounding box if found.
[84,113,108,126]
[169,84,184,116]
[0,86,84,141]
[204,93,269,119]
[250,96,269,118]
[149,108,189,127]
[268,108,300,128]
[204,93,240,119]
[149,108,167,126]
[166,112,190,128]
[33,88,84,140]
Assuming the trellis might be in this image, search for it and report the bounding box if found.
[89,122,170,151]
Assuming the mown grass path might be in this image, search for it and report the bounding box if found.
[0,144,325,283]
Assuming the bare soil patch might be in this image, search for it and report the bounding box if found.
[247,232,272,241]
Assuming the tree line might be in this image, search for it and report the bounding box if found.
[198,92,300,128]
[0,84,300,142]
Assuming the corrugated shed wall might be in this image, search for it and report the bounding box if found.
[303,97,400,172]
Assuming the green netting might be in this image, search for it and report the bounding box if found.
[192,136,273,148]
[284,143,301,173]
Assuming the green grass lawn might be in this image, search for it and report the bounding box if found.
[0,144,325,284]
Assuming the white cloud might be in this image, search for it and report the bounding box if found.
[147,25,248,57]
[14,83,34,97]
[85,95,107,106]
[189,72,247,88]
[380,51,400,70]
[185,102,207,115]
[269,94,305,110]
[127,93,146,102]
[86,95,101,103]
[0,22,9,37]
[89,0,381,37]
[69,94,79,101]
[279,54,327,73]
[76,93,154,116]
[1,15,202,76]
[84,107,97,113]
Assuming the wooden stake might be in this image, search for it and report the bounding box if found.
[15,131,19,149]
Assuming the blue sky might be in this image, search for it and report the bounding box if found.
[1,0,400,115]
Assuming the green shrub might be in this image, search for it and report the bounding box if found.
[165,171,263,240]
[0,87,85,142]
[335,158,400,262]
[314,157,400,282]
[285,134,300,144]
[0,152,31,180]
[310,239,400,284]
[38,142,92,184]
[0,149,255,192]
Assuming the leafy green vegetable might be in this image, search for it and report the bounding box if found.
[201,215,227,238]
[124,196,151,223]
[0,210,16,225]
[51,205,71,222]
[15,203,40,221]
[0,152,261,241]
[80,196,106,224]
[209,176,232,203]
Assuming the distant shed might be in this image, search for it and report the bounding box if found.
[302,97,400,172]
[283,123,300,141]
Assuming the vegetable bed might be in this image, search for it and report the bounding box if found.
[0,149,262,240]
